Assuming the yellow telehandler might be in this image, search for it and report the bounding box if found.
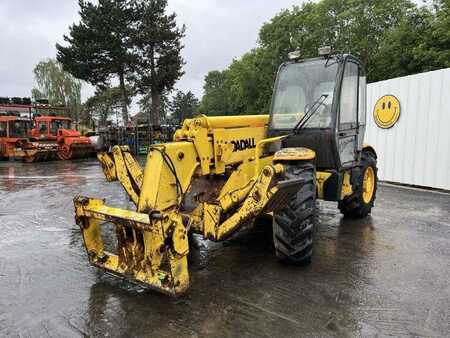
[74,48,378,296]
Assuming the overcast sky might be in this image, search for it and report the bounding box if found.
[0,0,302,112]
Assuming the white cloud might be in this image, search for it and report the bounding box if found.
[0,0,302,112]
[169,0,302,97]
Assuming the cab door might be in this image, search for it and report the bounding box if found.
[337,60,361,168]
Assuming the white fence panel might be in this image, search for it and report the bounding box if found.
[365,68,450,190]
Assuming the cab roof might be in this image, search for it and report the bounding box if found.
[34,115,72,121]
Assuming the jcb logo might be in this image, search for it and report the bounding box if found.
[231,138,256,152]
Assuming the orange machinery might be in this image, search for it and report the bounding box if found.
[0,114,58,162]
[30,115,95,160]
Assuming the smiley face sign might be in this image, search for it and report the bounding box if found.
[373,95,401,129]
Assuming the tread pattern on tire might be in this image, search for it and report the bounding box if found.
[338,150,378,218]
[273,162,316,265]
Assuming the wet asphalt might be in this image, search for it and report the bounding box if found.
[0,159,449,337]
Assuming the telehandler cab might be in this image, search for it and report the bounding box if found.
[74,49,378,296]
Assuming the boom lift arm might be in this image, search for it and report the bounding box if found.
[75,115,314,296]
[97,146,143,205]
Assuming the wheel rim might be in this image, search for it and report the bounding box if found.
[362,166,375,204]
[58,145,72,160]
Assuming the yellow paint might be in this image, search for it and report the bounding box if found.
[341,170,353,199]
[254,136,287,175]
[112,146,140,205]
[273,147,316,161]
[362,166,375,203]
[74,196,190,296]
[122,150,143,187]
[138,142,199,212]
[213,163,287,240]
[97,152,117,182]
[316,171,332,199]
[174,114,270,175]
[373,95,401,129]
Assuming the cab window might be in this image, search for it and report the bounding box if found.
[9,121,30,138]
[270,59,338,130]
[339,62,359,129]
[39,122,48,133]
[51,120,71,134]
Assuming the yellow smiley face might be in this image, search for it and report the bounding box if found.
[373,95,401,129]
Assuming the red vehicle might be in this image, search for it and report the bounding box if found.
[30,115,94,160]
[0,114,58,162]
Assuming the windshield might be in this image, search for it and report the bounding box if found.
[270,59,339,129]
[50,119,71,134]
[9,120,30,138]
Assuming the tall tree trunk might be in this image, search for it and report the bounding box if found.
[151,91,161,126]
[118,70,129,123]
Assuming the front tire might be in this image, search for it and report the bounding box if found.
[273,162,316,265]
[338,150,378,218]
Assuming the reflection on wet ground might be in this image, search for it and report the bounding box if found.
[0,159,449,337]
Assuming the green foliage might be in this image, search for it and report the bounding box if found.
[200,0,449,116]
[137,91,170,124]
[57,0,185,125]
[56,0,135,122]
[32,59,82,121]
[430,0,450,66]
[200,50,275,116]
[83,87,131,127]
[31,88,44,101]
[133,0,185,126]
[169,91,199,123]
[372,0,450,81]
[199,70,232,115]
[226,48,275,115]
[259,0,415,79]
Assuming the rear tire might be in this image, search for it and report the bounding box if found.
[273,162,316,265]
[338,150,378,218]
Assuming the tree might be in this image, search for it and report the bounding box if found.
[368,0,450,81]
[133,0,185,126]
[258,0,415,81]
[370,7,432,81]
[200,0,449,116]
[83,87,131,127]
[428,0,450,67]
[138,91,170,124]
[32,59,82,121]
[199,70,232,115]
[225,48,275,115]
[56,0,136,123]
[169,90,199,123]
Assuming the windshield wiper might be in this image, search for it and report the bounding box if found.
[292,94,328,134]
